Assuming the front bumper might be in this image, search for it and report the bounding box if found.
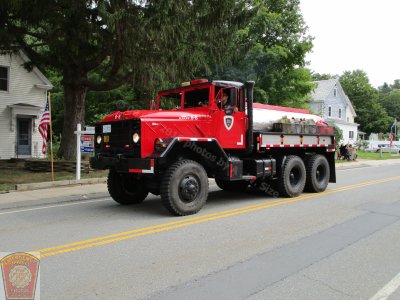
[90,155,154,174]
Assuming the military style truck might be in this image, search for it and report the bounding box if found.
[90,80,336,215]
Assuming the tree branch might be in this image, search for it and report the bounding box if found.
[82,72,133,91]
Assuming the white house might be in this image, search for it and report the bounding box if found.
[0,51,53,159]
[309,79,359,145]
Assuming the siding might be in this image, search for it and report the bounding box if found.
[336,122,358,145]
[310,80,358,143]
[0,54,49,159]
[323,84,347,121]
[345,106,354,123]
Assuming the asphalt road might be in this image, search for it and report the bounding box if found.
[1,163,400,300]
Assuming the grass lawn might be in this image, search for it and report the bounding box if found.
[0,169,108,191]
[335,150,400,163]
[357,150,400,160]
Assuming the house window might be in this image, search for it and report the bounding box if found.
[328,106,332,117]
[334,87,337,97]
[349,131,354,139]
[338,108,342,119]
[0,66,9,91]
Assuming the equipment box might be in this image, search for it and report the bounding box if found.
[272,123,302,134]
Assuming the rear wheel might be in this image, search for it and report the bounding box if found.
[107,170,148,205]
[305,155,330,193]
[215,178,249,192]
[277,155,306,197]
[161,160,209,216]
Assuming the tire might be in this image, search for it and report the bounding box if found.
[277,155,306,197]
[161,160,209,216]
[107,170,148,205]
[215,178,249,192]
[305,155,330,193]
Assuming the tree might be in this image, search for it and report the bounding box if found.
[339,70,391,135]
[311,73,338,81]
[210,0,314,107]
[0,0,252,159]
[379,90,400,122]
[333,125,343,145]
[378,82,392,94]
[392,79,400,90]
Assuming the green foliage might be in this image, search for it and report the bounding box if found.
[0,0,253,159]
[333,125,343,144]
[339,70,391,134]
[378,90,400,123]
[311,73,338,81]
[44,68,154,135]
[378,82,392,94]
[210,0,314,106]
[378,80,400,133]
[0,0,320,157]
[392,80,400,90]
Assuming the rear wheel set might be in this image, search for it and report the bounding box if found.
[277,154,330,197]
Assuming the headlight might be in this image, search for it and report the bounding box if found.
[96,135,102,144]
[132,133,140,143]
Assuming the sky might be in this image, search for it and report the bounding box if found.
[300,0,400,88]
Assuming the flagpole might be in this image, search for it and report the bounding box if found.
[48,92,55,181]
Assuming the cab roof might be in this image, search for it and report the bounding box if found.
[159,80,244,94]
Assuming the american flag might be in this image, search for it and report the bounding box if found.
[389,132,393,146]
[390,119,397,147]
[39,98,50,154]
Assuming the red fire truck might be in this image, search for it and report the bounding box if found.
[90,80,336,215]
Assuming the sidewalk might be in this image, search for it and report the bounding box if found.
[335,158,400,169]
[0,183,108,210]
[1,159,399,210]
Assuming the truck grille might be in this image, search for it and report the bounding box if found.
[95,119,141,158]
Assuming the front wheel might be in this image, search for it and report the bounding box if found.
[107,170,148,205]
[277,155,306,197]
[161,160,209,216]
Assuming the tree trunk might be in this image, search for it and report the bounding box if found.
[57,78,87,160]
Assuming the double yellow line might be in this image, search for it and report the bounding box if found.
[35,175,400,258]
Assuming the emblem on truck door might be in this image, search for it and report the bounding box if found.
[224,116,234,131]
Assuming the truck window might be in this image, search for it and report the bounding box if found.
[159,92,182,110]
[215,87,237,109]
[184,88,210,108]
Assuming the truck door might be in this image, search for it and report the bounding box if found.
[213,87,247,149]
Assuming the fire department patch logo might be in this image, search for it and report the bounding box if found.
[224,116,234,131]
[1,252,40,300]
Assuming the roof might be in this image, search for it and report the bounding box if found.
[310,79,338,101]
[344,95,357,117]
[159,79,245,94]
[212,80,244,88]
[9,103,42,108]
[310,79,357,117]
[18,50,53,90]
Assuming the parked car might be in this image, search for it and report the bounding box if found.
[372,144,400,153]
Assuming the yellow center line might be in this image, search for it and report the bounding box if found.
[33,175,400,258]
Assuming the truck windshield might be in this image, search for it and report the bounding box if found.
[159,92,182,110]
[158,87,210,110]
[184,88,209,108]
